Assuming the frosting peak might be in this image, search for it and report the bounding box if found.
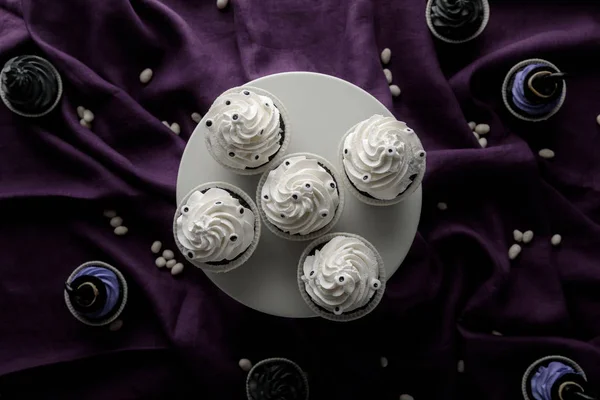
[261,156,340,236]
[342,115,425,200]
[430,0,484,40]
[205,89,283,170]
[301,236,381,314]
[176,188,255,263]
[70,266,120,320]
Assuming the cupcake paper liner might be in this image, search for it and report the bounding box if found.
[502,58,567,122]
[297,232,386,322]
[521,355,587,400]
[425,0,490,44]
[337,126,425,206]
[203,86,292,176]
[0,55,63,118]
[246,357,309,400]
[256,152,346,242]
[173,181,261,273]
[64,261,128,327]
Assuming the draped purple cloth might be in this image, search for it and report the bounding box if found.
[1,0,600,398]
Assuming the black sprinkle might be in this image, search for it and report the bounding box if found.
[330,182,335,188]
[363,175,368,180]
[232,114,238,120]
[260,129,264,135]
[243,90,250,95]
[292,194,298,200]
[230,235,238,242]
[183,207,189,213]
[344,149,348,154]
[409,174,418,181]
[285,161,290,166]
[265,103,269,107]
[228,152,235,157]
[310,271,314,276]
[264,195,269,200]
[374,283,378,288]
[187,252,194,258]
[321,213,327,217]
[339,276,344,282]
[305,183,311,188]
[388,148,394,153]
[255,155,259,160]
[280,214,285,218]
[215,201,222,205]
[206,120,212,127]
[239,208,244,214]
[225,100,231,105]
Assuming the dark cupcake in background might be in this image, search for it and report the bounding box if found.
[246,358,309,400]
[522,355,597,400]
[64,261,128,327]
[502,58,567,122]
[426,0,490,44]
[0,55,63,117]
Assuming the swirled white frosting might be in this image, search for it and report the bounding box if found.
[205,89,283,169]
[176,188,255,263]
[261,156,340,236]
[342,115,426,200]
[301,236,381,314]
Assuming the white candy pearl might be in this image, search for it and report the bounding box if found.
[508,244,522,260]
[103,209,117,218]
[114,226,128,236]
[163,249,174,260]
[457,359,465,373]
[479,137,488,148]
[475,123,490,135]
[83,109,94,123]
[139,68,153,84]
[513,230,523,242]
[170,122,181,135]
[109,319,123,331]
[400,395,414,400]
[473,131,480,139]
[77,106,85,119]
[80,118,91,128]
[238,358,253,371]
[491,330,503,336]
[522,230,534,244]
[110,216,123,227]
[539,149,555,159]
[389,84,401,97]
[380,48,391,64]
[155,257,166,268]
[171,263,184,276]
[383,68,392,84]
[551,234,562,246]
[166,259,176,269]
[162,121,169,127]
[380,357,389,368]
[468,121,476,130]
[151,241,162,254]
[596,114,600,126]
[216,0,229,9]
[191,112,202,123]
[437,202,448,210]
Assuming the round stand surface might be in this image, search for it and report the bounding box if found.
[176,72,422,318]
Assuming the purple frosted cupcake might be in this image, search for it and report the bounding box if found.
[521,355,593,400]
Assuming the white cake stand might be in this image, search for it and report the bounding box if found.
[176,72,422,318]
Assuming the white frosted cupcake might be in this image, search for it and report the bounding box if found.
[203,86,291,175]
[173,182,261,273]
[257,153,345,241]
[298,233,386,322]
[339,114,426,206]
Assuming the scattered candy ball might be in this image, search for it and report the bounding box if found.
[163,249,174,260]
[474,124,490,135]
[380,357,389,368]
[191,112,202,123]
[238,358,252,372]
[171,263,184,276]
[513,230,523,242]
[83,109,94,123]
[508,244,522,260]
[80,119,91,129]
[473,131,480,139]
[166,259,176,268]
[597,114,600,126]
[538,148,555,159]
[162,121,169,127]
[103,209,117,218]
[383,68,392,84]
[108,319,123,332]
[77,106,85,119]
[170,122,181,135]
[478,137,488,148]
[381,48,391,64]
[114,226,128,236]
[522,230,534,244]
[151,241,162,254]
[551,234,562,246]
[216,0,229,10]
[155,257,167,268]
[389,84,401,97]
[457,359,465,373]
[139,68,153,84]
[468,121,476,130]
[400,395,414,400]
[437,202,448,210]
[110,216,123,228]
[491,330,503,336]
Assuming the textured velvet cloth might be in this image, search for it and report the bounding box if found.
[1,0,600,398]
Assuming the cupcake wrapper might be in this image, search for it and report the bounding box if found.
[337,127,425,206]
[425,0,490,44]
[521,355,587,400]
[203,86,292,176]
[173,181,261,273]
[297,232,386,322]
[246,357,309,400]
[256,152,346,242]
[502,58,567,122]
[64,261,128,327]
[0,55,63,118]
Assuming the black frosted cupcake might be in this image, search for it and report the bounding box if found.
[502,59,567,122]
[1,55,63,117]
[521,355,594,400]
[426,0,490,44]
[246,358,309,400]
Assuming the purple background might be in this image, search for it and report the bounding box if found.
[1,0,600,398]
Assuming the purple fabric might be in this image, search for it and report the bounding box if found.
[1,0,600,399]
[531,362,578,400]
[71,266,121,319]
[511,63,560,116]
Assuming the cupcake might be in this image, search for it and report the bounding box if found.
[0,55,63,117]
[246,358,309,400]
[502,59,567,122]
[425,0,490,44]
[64,261,128,327]
[298,233,386,322]
[173,182,260,273]
[521,355,593,400]
[257,153,344,241]
[203,86,291,175]
[339,115,426,206]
